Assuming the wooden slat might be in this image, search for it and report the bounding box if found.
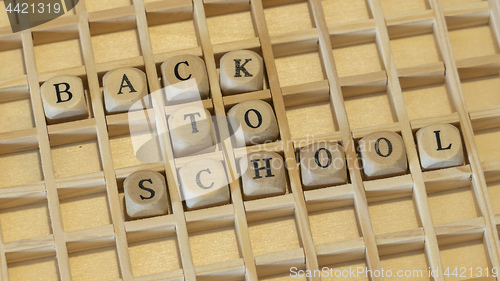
[361,0,446,279]
[73,3,133,280]
[430,0,500,273]
[19,30,71,280]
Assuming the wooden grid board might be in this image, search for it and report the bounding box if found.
[0,0,500,280]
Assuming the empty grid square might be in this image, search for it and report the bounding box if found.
[439,240,492,281]
[286,102,337,140]
[264,1,314,36]
[148,18,198,54]
[248,216,300,256]
[308,205,360,245]
[402,84,455,120]
[206,9,256,45]
[448,25,498,60]
[60,192,111,232]
[8,256,59,281]
[69,246,121,281]
[51,140,102,178]
[333,42,384,77]
[390,33,442,69]
[344,92,396,129]
[109,133,160,169]
[322,0,371,26]
[379,0,430,17]
[368,197,421,235]
[92,29,141,63]
[0,150,43,188]
[474,126,500,164]
[0,98,35,133]
[34,39,83,73]
[0,47,25,80]
[0,202,51,243]
[461,75,500,111]
[428,186,480,225]
[275,50,325,87]
[128,235,181,277]
[189,225,240,266]
[380,250,431,281]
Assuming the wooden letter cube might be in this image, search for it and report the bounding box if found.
[300,141,347,188]
[178,158,230,210]
[220,50,264,95]
[359,131,408,179]
[239,151,286,200]
[124,170,169,218]
[416,123,464,170]
[168,106,215,158]
[103,67,148,113]
[227,100,279,146]
[161,55,210,103]
[41,76,88,122]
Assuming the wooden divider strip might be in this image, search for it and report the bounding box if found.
[20,30,72,280]
[251,0,321,278]
[191,1,258,279]
[429,0,500,272]
[130,0,198,280]
[308,1,384,279]
[73,4,133,280]
[365,0,446,279]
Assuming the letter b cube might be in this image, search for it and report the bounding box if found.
[41,76,88,122]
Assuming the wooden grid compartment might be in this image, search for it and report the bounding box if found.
[68,243,122,281]
[49,131,103,179]
[402,82,456,121]
[7,255,60,281]
[321,0,372,26]
[263,0,315,37]
[0,194,52,243]
[127,226,182,277]
[447,15,499,61]
[305,188,361,246]
[0,41,25,81]
[146,1,200,58]
[90,19,142,65]
[33,31,84,74]
[59,188,111,233]
[438,238,495,281]
[380,250,432,281]
[0,0,499,280]
[204,1,257,45]
[461,72,500,111]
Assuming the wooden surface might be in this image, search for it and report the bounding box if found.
[0,0,499,280]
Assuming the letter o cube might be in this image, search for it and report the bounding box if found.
[300,141,347,188]
[359,131,408,179]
